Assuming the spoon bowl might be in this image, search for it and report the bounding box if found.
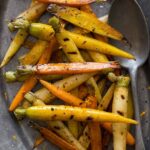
[109,0,149,150]
[109,0,149,69]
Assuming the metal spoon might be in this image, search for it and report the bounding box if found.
[108,0,149,149]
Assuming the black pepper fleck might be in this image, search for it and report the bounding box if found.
[121,95,125,100]
[67,51,77,54]
[63,38,69,41]
[86,117,93,121]
[51,108,54,111]
[117,111,124,116]
[54,126,60,130]
[70,115,74,120]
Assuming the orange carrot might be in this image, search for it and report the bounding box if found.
[101,122,135,145]
[17,61,120,75]
[87,96,102,150]
[9,39,56,111]
[37,0,95,6]
[38,126,77,150]
[9,76,37,111]
[39,80,85,107]
[88,122,102,150]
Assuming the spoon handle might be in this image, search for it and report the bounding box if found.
[129,68,145,150]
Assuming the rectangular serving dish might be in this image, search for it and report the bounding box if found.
[0,0,150,149]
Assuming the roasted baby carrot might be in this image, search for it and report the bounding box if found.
[15,105,138,124]
[61,29,135,59]
[39,80,85,107]
[9,76,37,111]
[32,124,77,150]
[17,62,120,75]
[112,76,130,150]
[87,96,102,150]
[48,5,123,40]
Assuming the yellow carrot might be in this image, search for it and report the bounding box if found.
[19,40,48,65]
[1,3,47,68]
[0,30,28,67]
[27,93,85,150]
[97,78,106,94]
[98,83,116,110]
[67,120,79,139]
[61,29,135,59]
[29,23,55,41]
[16,2,47,22]
[80,4,109,55]
[15,105,138,124]
[48,5,123,40]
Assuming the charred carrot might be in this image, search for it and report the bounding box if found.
[19,40,48,65]
[88,122,102,150]
[31,123,77,150]
[87,96,102,150]
[17,61,120,75]
[9,39,56,111]
[48,5,123,40]
[25,73,95,104]
[9,76,37,111]
[80,4,109,62]
[112,76,131,150]
[0,30,28,68]
[39,80,98,108]
[15,105,138,124]
[61,29,135,59]
[39,80,85,107]
[37,0,96,6]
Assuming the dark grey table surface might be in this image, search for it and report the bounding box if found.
[0,0,150,150]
